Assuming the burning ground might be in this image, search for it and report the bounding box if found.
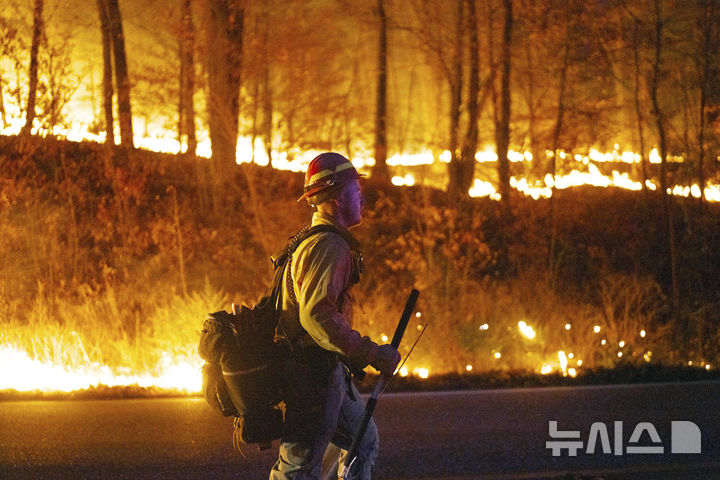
[1,136,719,396]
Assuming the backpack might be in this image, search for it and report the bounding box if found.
[197,224,344,450]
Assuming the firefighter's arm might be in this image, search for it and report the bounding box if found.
[294,234,379,369]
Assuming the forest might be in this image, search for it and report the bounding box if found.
[0,0,719,392]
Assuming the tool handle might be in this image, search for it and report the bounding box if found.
[340,289,419,479]
[390,288,419,348]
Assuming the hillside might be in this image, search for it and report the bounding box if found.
[1,135,719,386]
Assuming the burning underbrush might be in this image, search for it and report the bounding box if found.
[1,136,719,396]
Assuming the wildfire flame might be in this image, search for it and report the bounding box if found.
[2,106,718,203]
[1,100,717,395]
[0,344,201,393]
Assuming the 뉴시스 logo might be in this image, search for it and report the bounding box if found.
[546,420,702,457]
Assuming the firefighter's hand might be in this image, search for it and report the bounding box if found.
[371,344,401,378]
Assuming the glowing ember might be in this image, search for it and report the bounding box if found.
[558,351,568,375]
[517,320,537,340]
[391,174,416,186]
[414,368,429,379]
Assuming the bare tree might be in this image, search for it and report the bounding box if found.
[447,0,463,196]
[631,17,650,201]
[0,17,13,127]
[514,0,549,175]
[547,23,571,284]
[38,30,79,131]
[179,0,197,156]
[0,79,5,128]
[452,0,480,198]
[372,0,390,182]
[260,1,272,165]
[405,1,477,196]
[649,0,680,330]
[205,0,244,179]
[593,2,651,200]
[96,0,114,144]
[495,0,512,212]
[103,0,133,148]
[695,0,719,208]
[21,0,43,135]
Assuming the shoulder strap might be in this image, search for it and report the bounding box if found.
[271,224,359,352]
[268,224,345,309]
[271,224,354,270]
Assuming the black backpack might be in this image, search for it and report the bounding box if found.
[197,225,343,450]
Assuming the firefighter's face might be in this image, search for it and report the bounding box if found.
[338,179,364,228]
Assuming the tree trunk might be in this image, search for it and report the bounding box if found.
[106,0,133,148]
[372,0,390,182]
[696,0,717,209]
[180,0,197,156]
[698,64,707,209]
[261,3,273,167]
[262,61,272,167]
[206,0,244,180]
[446,0,464,198]
[22,0,43,135]
[631,18,649,204]
[0,79,6,127]
[549,37,570,288]
[97,0,114,145]
[496,0,513,211]
[650,0,680,332]
[520,7,539,175]
[178,43,185,149]
[454,0,479,197]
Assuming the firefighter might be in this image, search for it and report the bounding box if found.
[271,152,401,480]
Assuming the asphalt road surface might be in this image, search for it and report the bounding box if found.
[1,381,718,480]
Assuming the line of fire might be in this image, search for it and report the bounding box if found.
[1,0,719,396]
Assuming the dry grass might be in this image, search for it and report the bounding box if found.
[0,136,717,382]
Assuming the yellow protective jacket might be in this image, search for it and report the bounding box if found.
[277,212,379,370]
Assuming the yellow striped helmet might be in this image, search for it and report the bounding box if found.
[298,152,363,204]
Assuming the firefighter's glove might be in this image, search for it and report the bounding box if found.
[371,344,401,378]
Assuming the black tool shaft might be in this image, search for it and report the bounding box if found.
[391,288,419,348]
[340,288,419,479]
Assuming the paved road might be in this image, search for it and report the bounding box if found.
[0,381,718,479]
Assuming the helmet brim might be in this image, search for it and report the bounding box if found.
[297,172,366,202]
